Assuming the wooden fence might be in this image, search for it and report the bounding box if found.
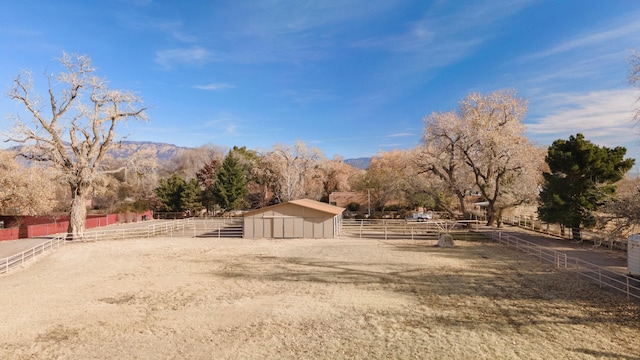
[0,227,20,241]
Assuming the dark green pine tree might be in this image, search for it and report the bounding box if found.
[154,174,203,215]
[154,174,187,212]
[538,133,634,241]
[181,178,204,216]
[212,153,248,211]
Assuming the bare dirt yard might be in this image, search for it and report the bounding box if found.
[1,236,639,359]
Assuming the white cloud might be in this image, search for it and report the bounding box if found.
[193,83,235,91]
[154,47,212,68]
[527,89,637,148]
[386,132,413,138]
[204,113,243,136]
[521,19,640,63]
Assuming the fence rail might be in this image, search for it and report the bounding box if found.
[491,231,640,301]
[0,235,67,275]
[502,216,627,251]
[77,218,194,242]
[193,218,243,238]
[342,219,481,240]
[0,218,197,275]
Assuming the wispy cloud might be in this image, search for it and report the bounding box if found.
[154,46,212,68]
[117,10,199,44]
[527,89,636,148]
[193,83,235,91]
[352,0,533,54]
[203,113,243,136]
[154,20,198,43]
[280,88,333,105]
[521,19,640,63]
[347,0,535,111]
[386,132,413,138]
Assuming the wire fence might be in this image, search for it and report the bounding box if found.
[491,230,640,301]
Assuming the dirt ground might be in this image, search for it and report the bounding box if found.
[0,236,639,360]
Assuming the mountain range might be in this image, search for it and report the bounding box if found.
[10,141,372,170]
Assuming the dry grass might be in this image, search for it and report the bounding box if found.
[0,236,638,359]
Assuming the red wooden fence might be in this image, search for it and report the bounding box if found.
[0,210,153,240]
[0,227,20,241]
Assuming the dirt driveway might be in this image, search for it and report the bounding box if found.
[0,236,638,359]
[482,225,628,273]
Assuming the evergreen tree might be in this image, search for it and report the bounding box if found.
[154,174,203,215]
[182,178,204,216]
[538,133,634,240]
[154,174,186,212]
[212,154,248,211]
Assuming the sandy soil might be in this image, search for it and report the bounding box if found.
[0,236,639,359]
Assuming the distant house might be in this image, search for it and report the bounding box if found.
[328,191,368,209]
[243,199,344,239]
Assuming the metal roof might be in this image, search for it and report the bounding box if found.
[243,199,345,217]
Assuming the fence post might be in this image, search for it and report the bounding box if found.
[598,268,602,288]
[627,277,630,300]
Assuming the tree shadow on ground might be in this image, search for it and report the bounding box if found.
[572,349,640,360]
[207,245,640,332]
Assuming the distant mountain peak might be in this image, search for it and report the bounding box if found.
[344,157,371,170]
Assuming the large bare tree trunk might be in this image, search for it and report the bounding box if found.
[486,203,497,226]
[572,227,582,242]
[67,184,88,240]
[454,190,470,219]
[7,54,147,243]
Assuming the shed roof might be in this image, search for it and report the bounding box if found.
[243,199,345,217]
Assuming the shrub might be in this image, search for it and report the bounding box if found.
[347,202,361,211]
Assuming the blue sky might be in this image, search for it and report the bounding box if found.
[1,1,640,162]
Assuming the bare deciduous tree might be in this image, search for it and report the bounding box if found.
[0,150,57,215]
[420,90,544,225]
[356,150,410,212]
[420,111,476,218]
[6,53,147,239]
[317,156,359,202]
[457,90,543,226]
[261,141,325,202]
[165,144,225,181]
[628,50,640,122]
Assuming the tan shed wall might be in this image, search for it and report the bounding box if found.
[243,203,341,239]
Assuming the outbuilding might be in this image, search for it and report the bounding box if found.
[243,199,345,239]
